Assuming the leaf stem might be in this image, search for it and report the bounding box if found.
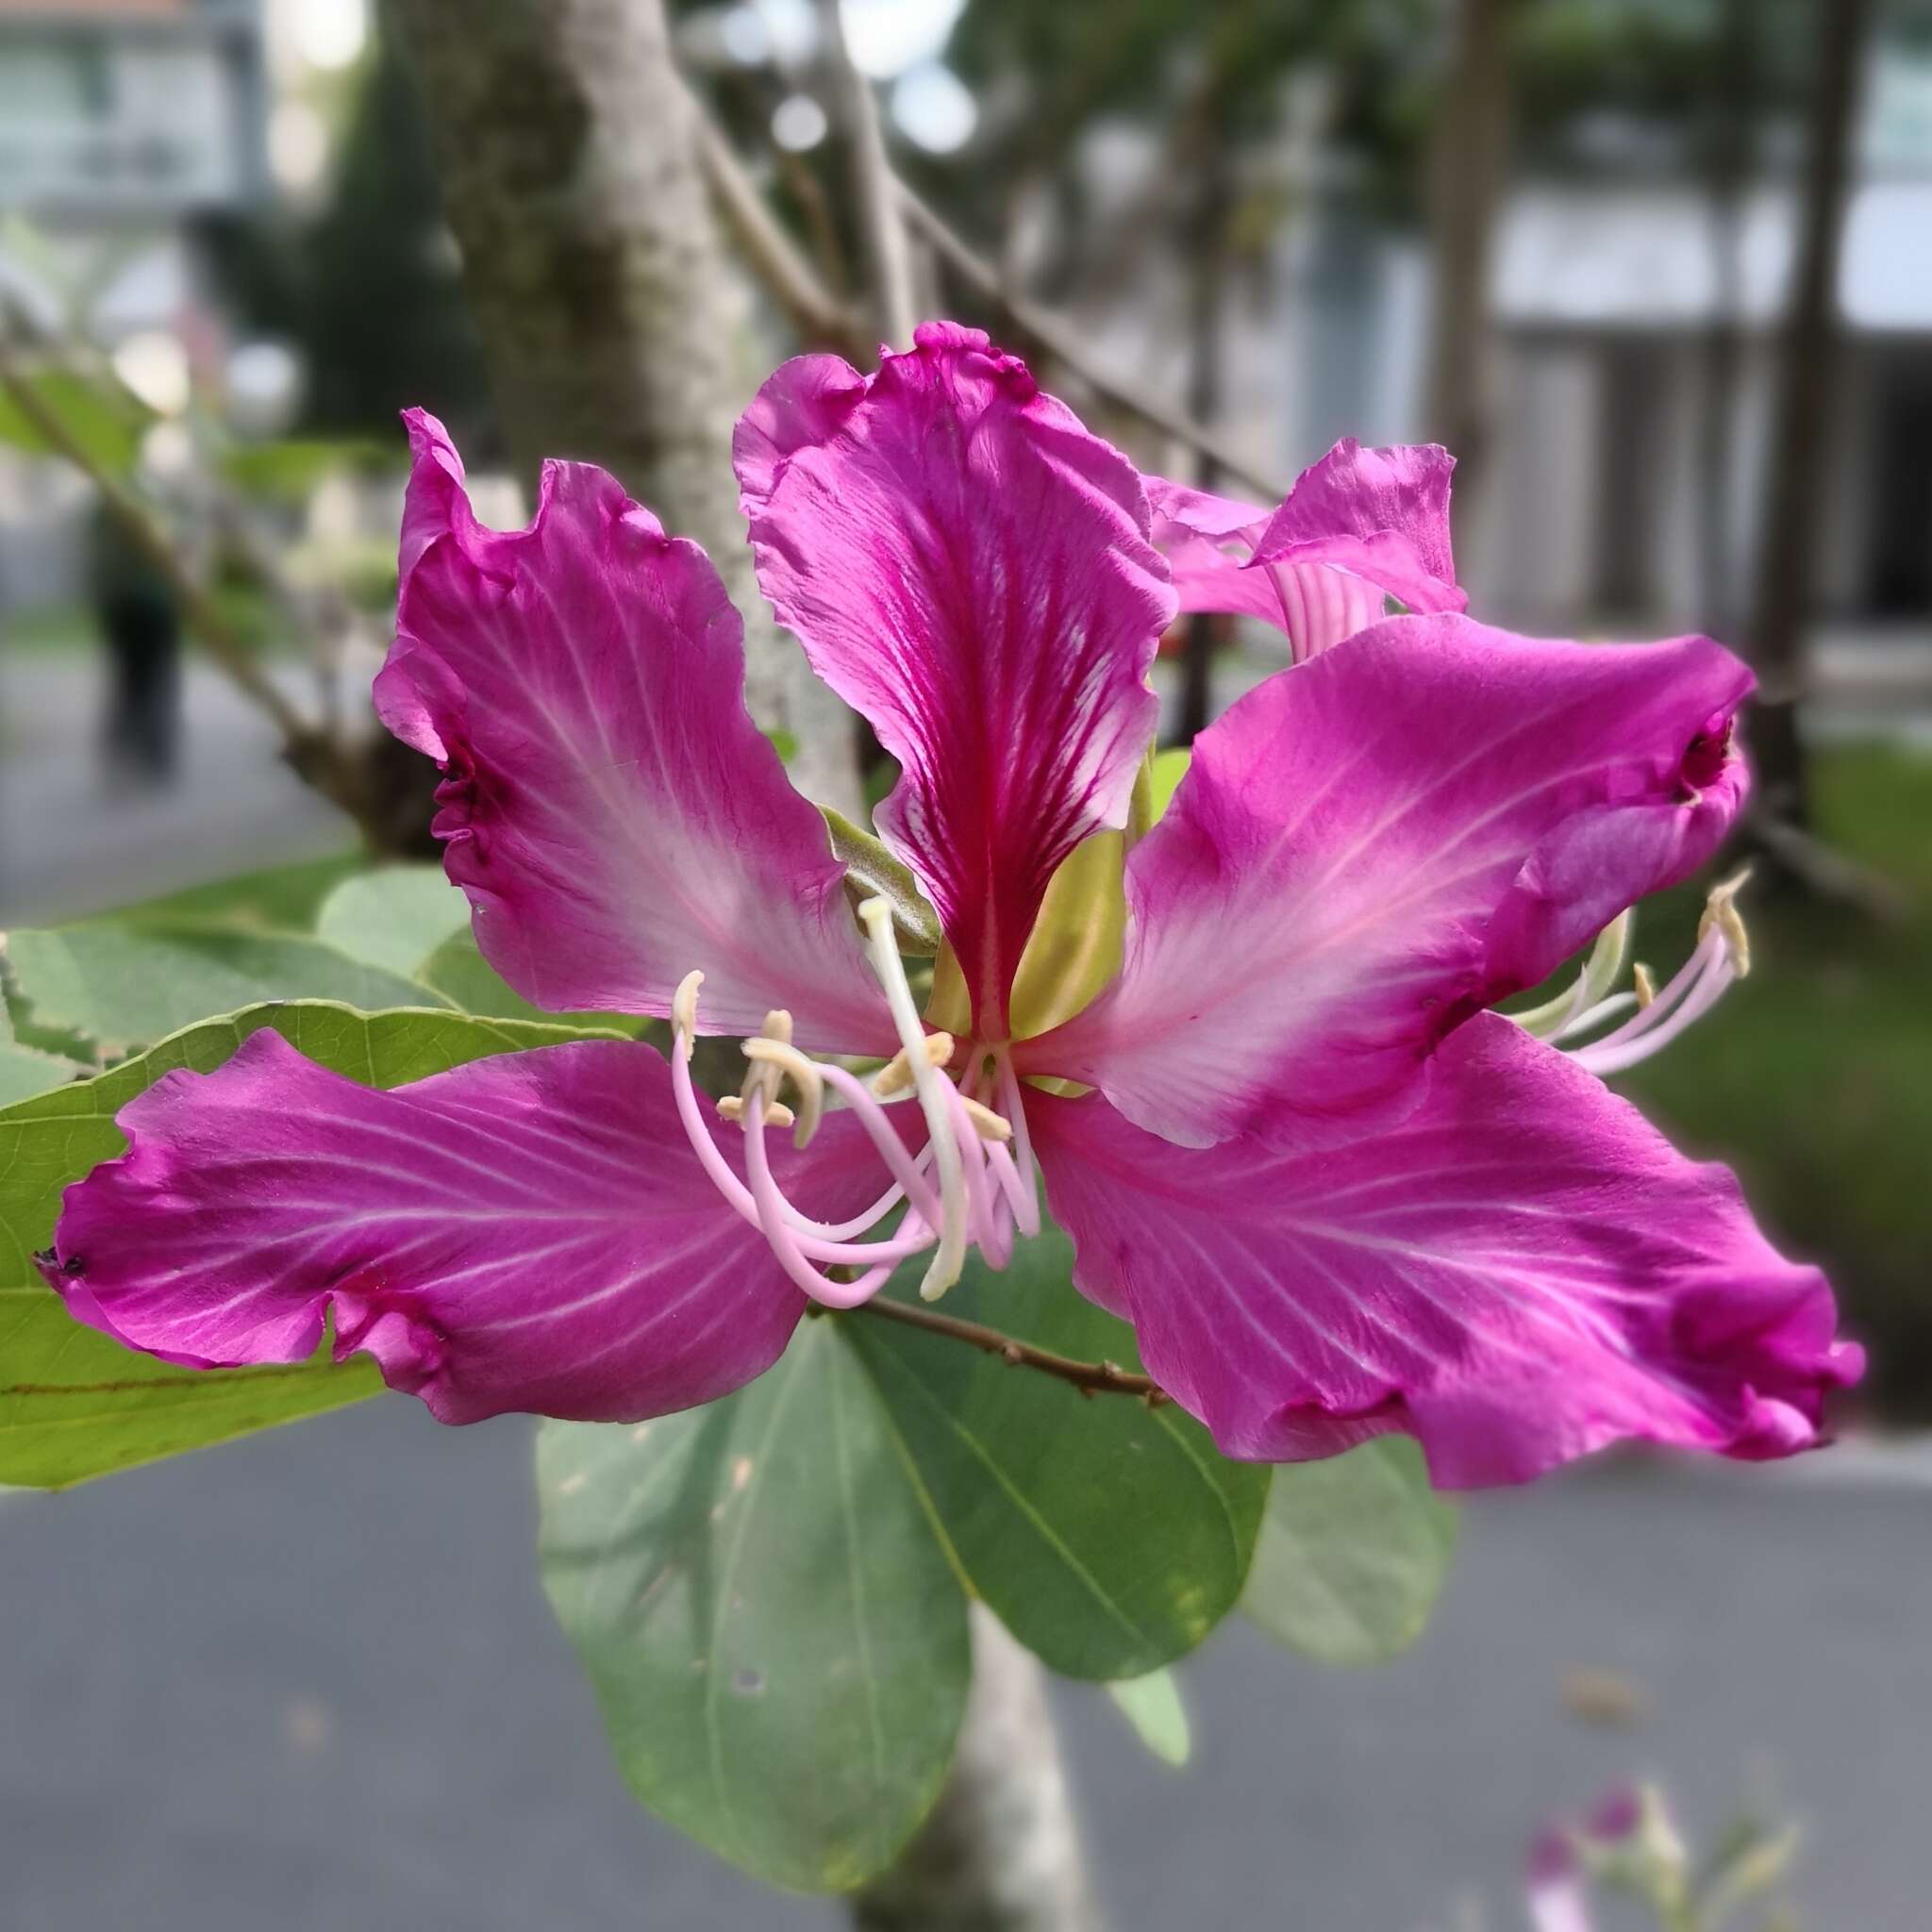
[822,1296,1170,1406]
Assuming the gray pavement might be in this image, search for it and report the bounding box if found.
[3,1400,1929,1932]
[0,654,350,924]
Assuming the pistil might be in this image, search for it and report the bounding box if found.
[858,897,969,1301]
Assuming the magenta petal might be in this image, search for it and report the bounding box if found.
[1150,440,1463,660]
[1032,1014,1861,1488]
[378,410,890,1053]
[37,1030,894,1425]
[1025,613,1753,1147]
[735,323,1175,1035]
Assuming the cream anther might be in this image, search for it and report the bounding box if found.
[739,1008,796,1116]
[874,1031,956,1096]
[717,1094,794,1130]
[672,969,704,1053]
[741,1036,826,1147]
[1698,868,1753,977]
[958,1094,1013,1141]
[1633,962,1657,1009]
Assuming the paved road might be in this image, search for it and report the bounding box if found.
[4,1402,1928,1932]
[0,654,349,924]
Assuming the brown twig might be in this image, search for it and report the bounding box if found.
[894,177,1289,504]
[812,0,916,352]
[828,1293,1170,1405]
[691,104,868,357]
[1742,810,1910,924]
[681,85,1282,500]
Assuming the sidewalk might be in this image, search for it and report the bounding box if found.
[0,654,349,924]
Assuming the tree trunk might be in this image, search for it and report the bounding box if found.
[851,1607,1103,1932]
[1176,140,1231,745]
[1740,0,1873,830]
[1422,0,1514,528]
[387,0,859,812]
[1695,0,1756,640]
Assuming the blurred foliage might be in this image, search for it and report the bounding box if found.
[216,435,391,508]
[0,360,153,475]
[1241,1439,1457,1667]
[1106,1667,1191,1767]
[941,0,1439,258]
[200,4,492,445]
[92,851,366,931]
[2,922,450,1057]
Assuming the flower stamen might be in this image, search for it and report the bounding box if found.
[1513,909,1633,1041]
[666,937,1042,1309]
[1566,873,1752,1077]
[874,1032,955,1096]
[741,1036,825,1147]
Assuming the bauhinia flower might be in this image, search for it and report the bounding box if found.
[37,322,1859,1487]
[1148,437,1464,660]
[1527,1786,1654,1932]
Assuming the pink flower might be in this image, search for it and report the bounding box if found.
[1149,438,1463,660]
[37,323,1860,1485]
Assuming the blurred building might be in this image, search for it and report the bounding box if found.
[1487,164,1932,634]
[0,0,268,608]
[1302,52,1932,645]
[0,0,266,214]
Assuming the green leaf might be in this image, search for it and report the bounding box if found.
[539,1322,970,1891]
[0,361,155,475]
[1241,1440,1458,1666]
[99,851,363,930]
[416,931,653,1039]
[823,806,942,956]
[417,932,550,1020]
[311,861,624,1030]
[3,923,452,1053]
[1106,1668,1191,1767]
[0,1001,600,1490]
[0,1005,83,1107]
[842,1229,1269,1681]
[315,865,471,978]
[217,436,388,507]
[306,858,645,1034]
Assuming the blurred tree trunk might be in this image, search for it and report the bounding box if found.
[388,0,859,813]
[1177,135,1233,745]
[852,1608,1103,1932]
[1740,0,1873,831]
[1422,0,1514,530]
[1695,0,1756,640]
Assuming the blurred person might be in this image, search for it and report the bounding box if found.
[87,491,182,787]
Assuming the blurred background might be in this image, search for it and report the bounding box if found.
[1,1,1929,1926]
